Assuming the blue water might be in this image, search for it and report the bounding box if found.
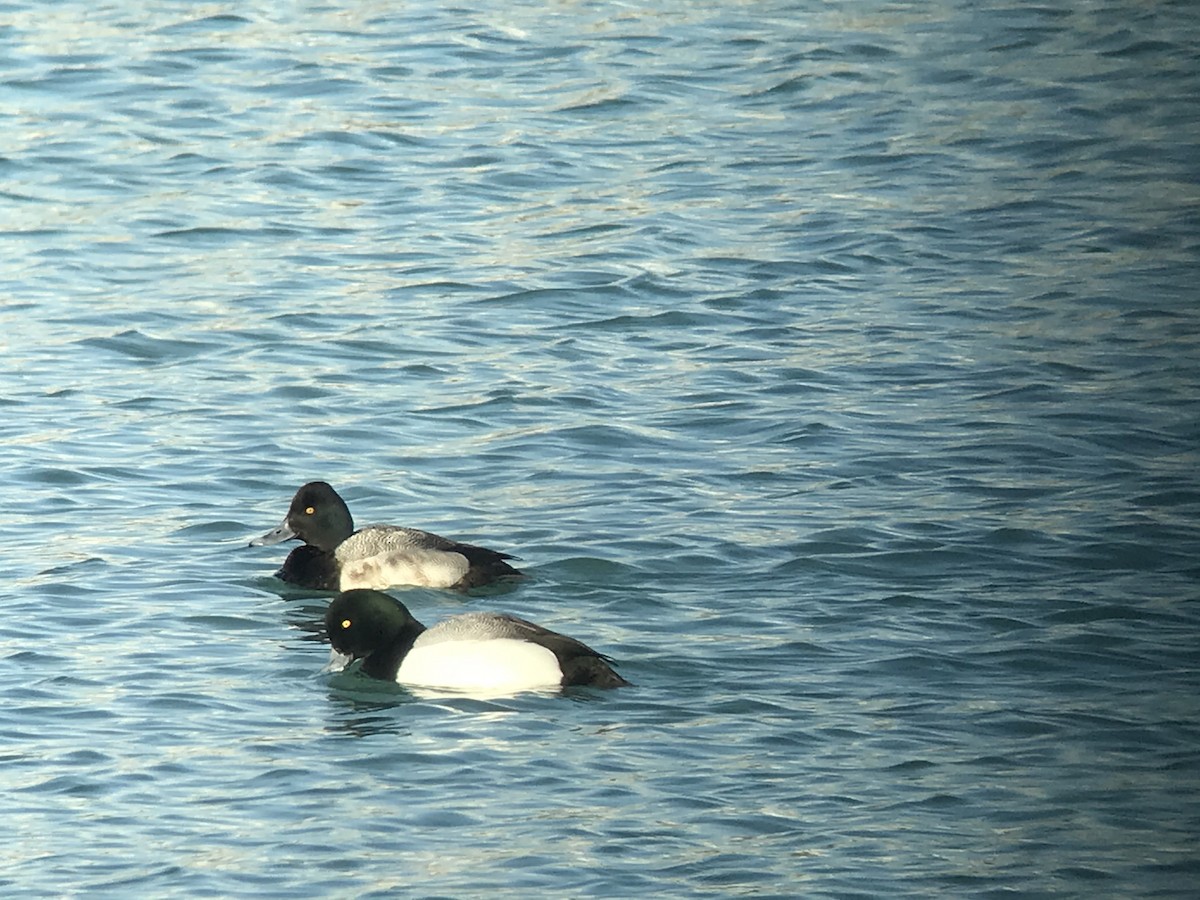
[4,0,1199,895]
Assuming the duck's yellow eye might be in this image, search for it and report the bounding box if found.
[305,506,315,515]
[341,619,352,629]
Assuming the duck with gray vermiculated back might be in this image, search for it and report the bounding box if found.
[324,589,630,694]
[251,481,523,592]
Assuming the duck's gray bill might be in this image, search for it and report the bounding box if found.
[320,649,354,675]
[250,518,296,547]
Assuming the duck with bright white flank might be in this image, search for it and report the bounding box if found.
[323,589,630,695]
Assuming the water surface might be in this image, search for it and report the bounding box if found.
[3,1,1199,896]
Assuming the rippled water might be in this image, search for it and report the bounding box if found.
[3,1,1199,896]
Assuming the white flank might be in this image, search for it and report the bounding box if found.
[397,639,562,694]
[338,549,469,590]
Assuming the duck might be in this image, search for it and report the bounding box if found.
[323,589,630,693]
[251,481,523,591]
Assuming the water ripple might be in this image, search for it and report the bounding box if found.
[2,0,1200,896]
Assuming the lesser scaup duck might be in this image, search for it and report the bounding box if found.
[251,481,523,591]
[323,589,630,693]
